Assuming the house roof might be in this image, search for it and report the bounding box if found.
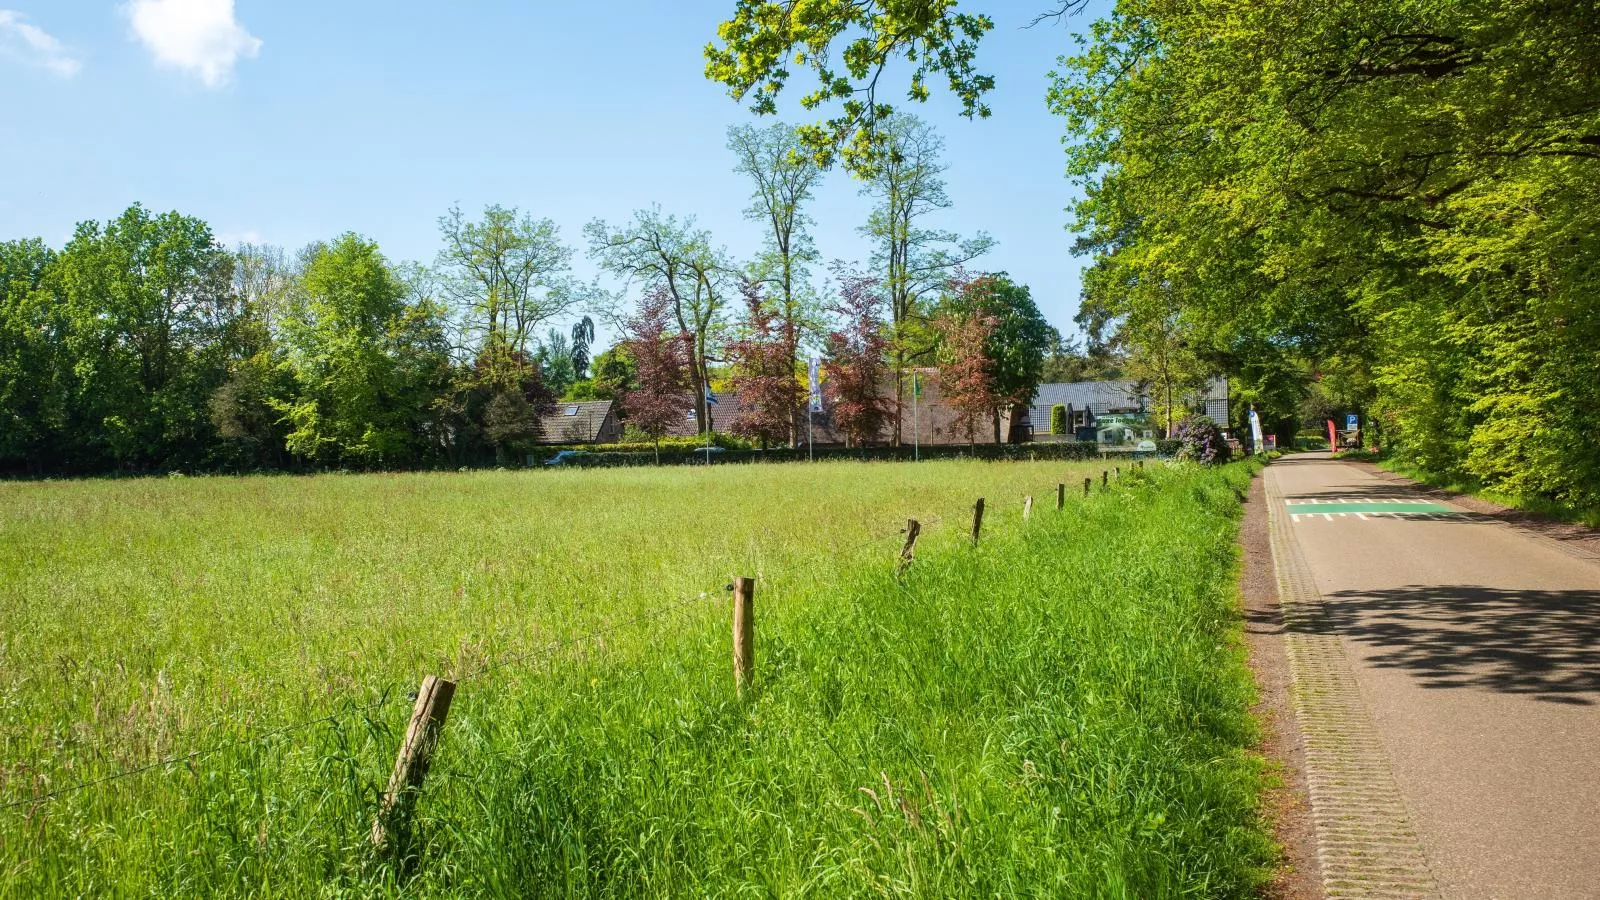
[1027,377,1229,432]
[536,400,616,444]
[1030,380,1147,421]
[658,368,1003,445]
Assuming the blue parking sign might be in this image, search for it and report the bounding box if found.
[1346,413,1359,431]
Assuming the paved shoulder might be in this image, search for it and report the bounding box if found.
[1266,453,1600,899]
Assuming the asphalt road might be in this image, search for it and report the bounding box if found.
[1268,453,1600,899]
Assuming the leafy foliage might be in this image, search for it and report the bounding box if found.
[705,0,996,174]
[621,286,694,450]
[1055,0,1600,508]
[935,307,999,444]
[727,281,803,447]
[822,268,892,446]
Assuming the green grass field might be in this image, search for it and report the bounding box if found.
[0,458,1271,897]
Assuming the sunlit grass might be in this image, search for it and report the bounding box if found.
[0,459,1270,896]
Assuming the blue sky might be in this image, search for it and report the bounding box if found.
[0,1,1110,344]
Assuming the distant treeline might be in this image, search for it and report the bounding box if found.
[0,204,602,476]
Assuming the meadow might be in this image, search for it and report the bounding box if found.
[0,458,1271,897]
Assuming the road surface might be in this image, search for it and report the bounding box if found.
[1266,452,1600,899]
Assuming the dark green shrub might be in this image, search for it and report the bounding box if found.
[1050,404,1068,435]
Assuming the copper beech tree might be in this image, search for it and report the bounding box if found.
[621,286,692,463]
[822,269,892,447]
[935,307,1002,446]
[727,282,802,449]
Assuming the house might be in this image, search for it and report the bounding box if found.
[660,369,1016,447]
[536,400,622,445]
[1026,377,1229,440]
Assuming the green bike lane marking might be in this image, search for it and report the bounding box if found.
[1286,501,1457,516]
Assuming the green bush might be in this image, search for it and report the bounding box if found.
[1050,404,1068,435]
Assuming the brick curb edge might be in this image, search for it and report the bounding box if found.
[1264,470,1442,899]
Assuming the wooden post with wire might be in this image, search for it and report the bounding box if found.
[1116,465,1121,479]
[898,519,921,573]
[1102,470,1109,489]
[732,576,755,697]
[1083,477,1091,497]
[1023,495,1034,520]
[971,498,985,545]
[372,674,455,851]
[1057,483,1065,510]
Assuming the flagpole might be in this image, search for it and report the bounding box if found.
[913,372,920,462]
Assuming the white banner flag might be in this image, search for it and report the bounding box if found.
[808,357,822,412]
[1248,408,1265,455]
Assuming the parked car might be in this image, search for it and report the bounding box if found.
[544,450,590,466]
[691,446,727,461]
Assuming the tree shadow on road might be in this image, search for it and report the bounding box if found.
[1310,585,1600,704]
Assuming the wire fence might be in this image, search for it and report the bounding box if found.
[0,467,1124,817]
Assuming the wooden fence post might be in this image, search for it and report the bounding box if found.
[971,498,985,545]
[898,519,921,574]
[1116,466,1121,479]
[1083,477,1091,497]
[1023,495,1034,520]
[372,675,456,850]
[733,576,755,697]
[1057,483,1065,510]
[1102,470,1109,488]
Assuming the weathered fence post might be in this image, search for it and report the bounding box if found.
[1023,495,1034,520]
[1083,477,1091,497]
[971,498,985,545]
[1116,466,1121,480]
[1102,470,1109,489]
[898,519,921,574]
[732,576,755,697]
[1057,483,1065,510]
[372,674,456,851]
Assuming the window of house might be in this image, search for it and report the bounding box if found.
[565,406,579,416]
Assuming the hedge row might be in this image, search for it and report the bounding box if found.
[534,441,1162,469]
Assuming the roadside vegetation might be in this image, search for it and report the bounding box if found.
[1,458,1270,896]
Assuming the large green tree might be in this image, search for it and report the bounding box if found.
[861,113,992,444]
[586,209,733,435]
[275,234,451,467]
[729,121,826,442]
[941,273,1055,441]
[49,205,240,471]
[0,239,61,470]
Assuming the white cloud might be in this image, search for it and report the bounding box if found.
[0,10,83,77]
[125,0,260,88]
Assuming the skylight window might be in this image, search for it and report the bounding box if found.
[565,406,579,416]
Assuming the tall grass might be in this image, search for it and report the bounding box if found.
[0,460,1269,896]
